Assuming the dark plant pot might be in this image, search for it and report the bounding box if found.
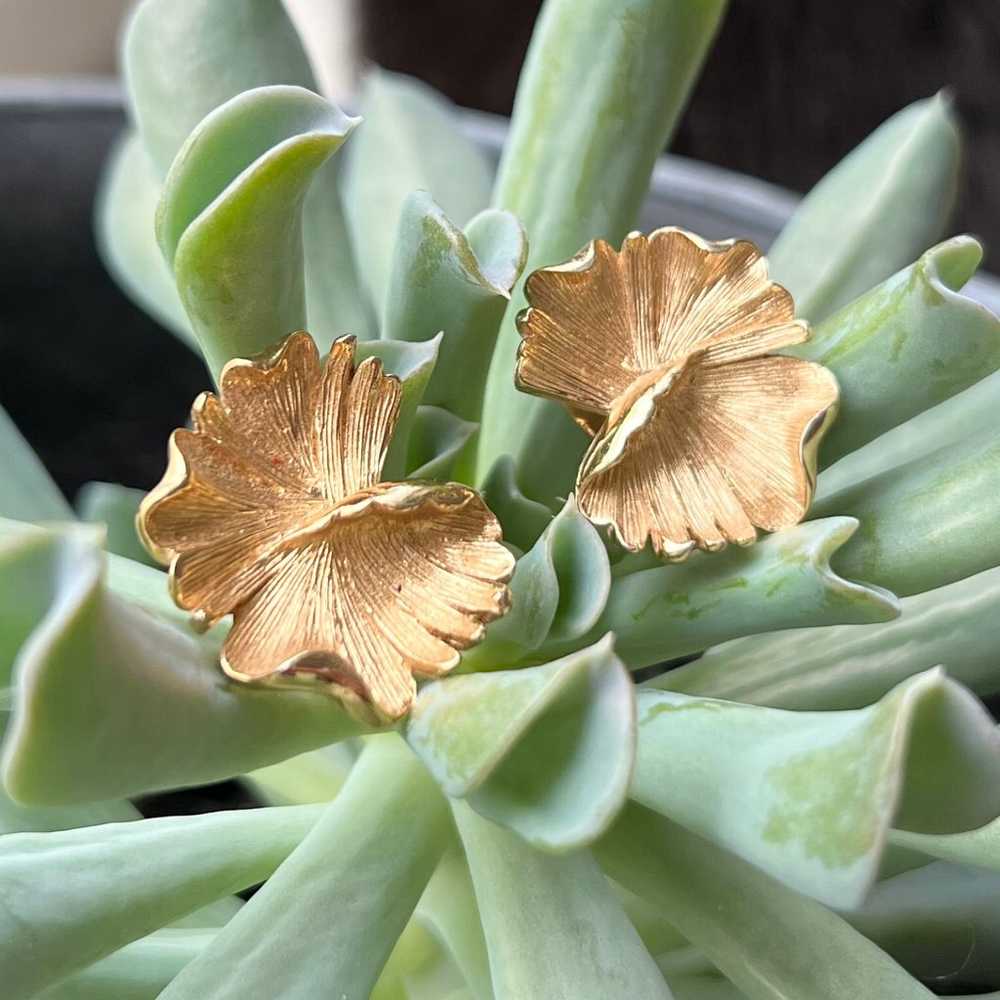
[3,77,1000,502]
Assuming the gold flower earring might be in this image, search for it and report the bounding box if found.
[515,227,839,560]
[138,332,514,722]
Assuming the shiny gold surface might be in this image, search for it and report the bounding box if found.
[138,332,514,722]
[515,227,839,559]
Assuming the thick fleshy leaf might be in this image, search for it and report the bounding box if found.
[663,563,1000,710]
[598,805,935,1000]
[0,789,138,838]
[343,69,493,310]
[302,159,376,347]
[95,132,195,345]
[242,743,356,806]
[406,406,479,481]
[76,481,152,566]
[615,882,690,956]
[0,805,321,1000]
[1,523,371,805]
[589,518,898,670]
[889,816,1000,873]
[355,335,442,480]
[461,497,610,671]
[818,364,1000,498]
[120,0,372,348]
[631,671,1000,908]
[158,86,359,378]
[160,736,450,1000]
[36,928,215,1000]
[408,636,634,850]
[0,713,139,835]
[413,848,493,1000]
[0,405,72,522]
[36,929,220,1000]
[123,0,316,177]
[479,455,553,553]
[18,515,209,658]
[793,237,1000,464]
[769,94,960,323]
[0,522,93,686]
[815,424,1000,596]
[455,802,673,999]
[846,862,1000,993]
[476,0,727,501]
[372,917,467,1000]
[667,975,744,1000]
[385,193,526,423]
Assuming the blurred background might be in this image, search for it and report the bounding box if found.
[1,0,999,497]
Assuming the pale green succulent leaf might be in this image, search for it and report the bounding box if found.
[889,815,1000,874]
[408,635,633,850]
[667,975,744,1000]
[406,406,479,481]
[372,917,468,1000]
[95,132,195,345]
[158,85,359,378]
[385,193,526,425]
[122,0,373,349]
[0,791,139,838]
[462,496,610,670]
[343,69,494,311]
[0,805,321,1000]
[476,0,727,502]
[36,928,217,1000]
[242,742,357,806]
[769,94,961,323]
[160,737,450,1000]
[796,237,1000,464]
[598,805,935,1000]
[413,849,493,1000]
[815,424,1000,596]
[664,563,1000,710]
[123,0,316,177]
[455,802,673,999]
[76,481,153,566]
[479,455,553,553]
[354,335,442,480]
[632,670,1000,909]
[464,208,530,294]
[615,882,690,956]
[302,159,377,346]
[0,713,139,836]
[0,522,94,687]
[846,862,1000,992]
[0,405,72,523]
[819,364,1000,498]
[590,518,899,670]
[0,523,371,805]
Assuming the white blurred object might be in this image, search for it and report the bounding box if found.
[285,0,359,100]
[0,0,130,74]
[0,0,359,98]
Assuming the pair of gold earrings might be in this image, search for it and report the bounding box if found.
[138,227,839,720]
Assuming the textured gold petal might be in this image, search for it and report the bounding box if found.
[577,353,839,557]
[516,239,642,415]
[315,339,401,501]
[221,482,514,721]
[515,227,808,422]
[139,333,403,624]
[211,332,325,491]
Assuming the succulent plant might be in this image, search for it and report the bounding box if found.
[3,0,1000,998]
